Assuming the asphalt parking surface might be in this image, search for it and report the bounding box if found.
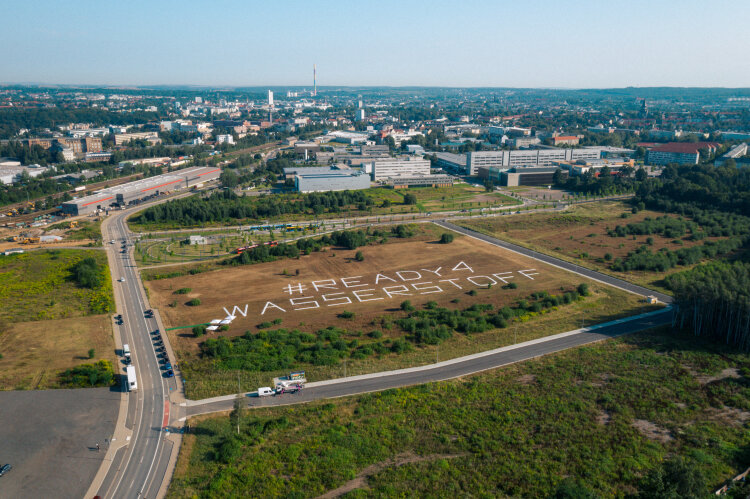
[0,387,120,499]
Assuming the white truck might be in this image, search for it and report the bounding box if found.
[126,365,137,391]
[123,344,131,364]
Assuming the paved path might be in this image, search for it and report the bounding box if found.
[435,220,673,304]
[184,308,671,416]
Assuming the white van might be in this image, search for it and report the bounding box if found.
[123,344,131,363]
[257,387,274,397]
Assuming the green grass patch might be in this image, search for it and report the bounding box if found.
[169,329,750,498]
[0,249,114,321]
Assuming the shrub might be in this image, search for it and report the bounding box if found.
[577,283,590,296]
[59,360,114,387]
[186,298,202,306]
[368,330,382,339]
[604,252,613,261]
[70,257,102,289]
[338,310,355,319]
[193,325,207,337]
[169,300,178,308]
[87,348,95,359]
[400,300,415,312]
[468,289,478,296]
[354,251,364,261]
[439,233,454,244]
[174,287,192,294]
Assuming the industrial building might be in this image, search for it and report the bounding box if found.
[434,152,466,172]
[715,143,749,167]
[295,170,371,193]
[0,164,48,185]
[60,166,220,216]
[113,131,160,146]
[371,158,431,180]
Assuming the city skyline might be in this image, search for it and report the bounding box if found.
[2,0,749,88]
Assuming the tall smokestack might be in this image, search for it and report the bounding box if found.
[313,64,317,97]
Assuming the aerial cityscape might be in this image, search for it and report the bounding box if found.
[1,1,750,498]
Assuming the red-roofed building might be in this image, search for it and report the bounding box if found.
[551,135,581,146]
[646,142,720,166]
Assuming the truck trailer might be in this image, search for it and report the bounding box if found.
[126,365,137,391]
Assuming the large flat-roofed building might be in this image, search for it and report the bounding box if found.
[114,131,160,146]
[500,167,566,187]
[23,137,102,154]
[60,166,220,216]
[466,148,602,175]
[434,152,467,172]
[645,142,719,166]
[0,165,48,185]
[715,143,748,167]
[371,158,430,180]
[382,174,454,189]
[295,170,371,193]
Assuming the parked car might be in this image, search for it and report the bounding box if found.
[257,387,274,397]
[165,369,174,378]
[0,464,11,477]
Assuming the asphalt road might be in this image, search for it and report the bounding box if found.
[0,388,119,499]
[95,210,177,499]
[435,220,673,304]
[187,308,672,416]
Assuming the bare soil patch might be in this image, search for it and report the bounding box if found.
[316,452,467,499]
[597,410,612,426]
[517,374,536,385]
[632,419,673,443]
[696,367,742,385]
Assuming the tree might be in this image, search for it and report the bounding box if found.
[635,167,648,182]
[87,348,95,359]
[354,251,364,261]
[439,233,454,244]
[403,193,417,205]
[552,168,564,186]
[220,169,239,188]
[636,457,707,499]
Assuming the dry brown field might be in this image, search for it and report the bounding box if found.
[146,230,647,361]
[0,315,115,390]
[459,200,718,292]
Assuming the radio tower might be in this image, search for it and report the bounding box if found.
[313,64,317,97]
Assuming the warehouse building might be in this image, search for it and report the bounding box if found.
[295,170,371,192]
[60,166,220,216]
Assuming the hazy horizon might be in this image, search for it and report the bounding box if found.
[2,0,749,88]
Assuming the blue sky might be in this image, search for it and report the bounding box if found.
[2,0,749,88]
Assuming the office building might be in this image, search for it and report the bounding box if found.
[295,170,371,192]
[267,90,274,107]
[114,131,160,146]
[355,108,366,121]
[434,152,466,172]
[61,166,220,216]
[383,174,454,189]
[371,158,431,180]
[215,134,235,145]
[551,135,581,146]
[499,167,566,187]
[715,143,748,167]
[465,148,601,175]
[645,142,719,166]
[24,137,102,154]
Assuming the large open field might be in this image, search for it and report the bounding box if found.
[144,224,654,398]
[168,328,750,498]
[458,200,724,293]
[0,315,115,390]
[0,248,116,389]
[0,248,114,321]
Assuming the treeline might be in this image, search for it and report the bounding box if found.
[634,164,750,216]
[667,261,750,352]
[226,226,414,266]
[611,238,748,272]
[555,165,647,195]
[132,188,375,226]
[58,360,115,387]
[0,107,158,139]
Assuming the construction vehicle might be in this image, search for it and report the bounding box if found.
[19,237,40,245]
[69,220,78,228]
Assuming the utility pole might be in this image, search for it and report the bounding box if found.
[582,312,585,329]
[436,343,439,364]
[344,358,347,378]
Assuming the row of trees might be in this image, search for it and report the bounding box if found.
[667,261,750,352]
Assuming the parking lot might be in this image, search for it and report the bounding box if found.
[0,387,119,499]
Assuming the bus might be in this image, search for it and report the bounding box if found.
[126,365,137,391]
